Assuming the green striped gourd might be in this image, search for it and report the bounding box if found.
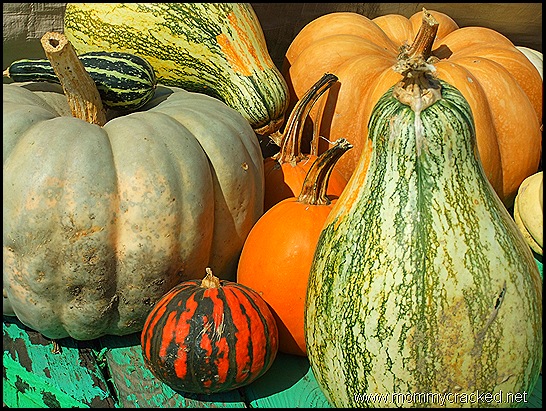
[4,51,156,111]
[63,3,289,135]
[305,43,543,407]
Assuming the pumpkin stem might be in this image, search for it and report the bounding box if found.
[298,138,352,206]
[392,10,442,113]
[201,267,221,289]
[275,73,338,166]
[401,8,439,62]
[40,32,106,126]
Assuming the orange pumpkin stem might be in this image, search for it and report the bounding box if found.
[40,32,106,126]
[201,267,221,289]
[275,73,338,166]
[298,138,352,206]
[405,8,439,61]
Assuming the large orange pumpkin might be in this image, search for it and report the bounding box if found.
[282,9,542,207]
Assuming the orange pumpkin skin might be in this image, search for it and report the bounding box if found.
[237,197,335,356]
[283,10,542,207]
[238,139,352,356]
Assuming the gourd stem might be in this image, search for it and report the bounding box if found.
[298,138,352,206]
[404,8,439,61]
[310,92,328,157]
[40,32,106,126]
[276,73,338,165]
[201,267,221,289]
[392,9,442,112]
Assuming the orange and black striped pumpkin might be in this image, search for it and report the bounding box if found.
[141,268,279,394]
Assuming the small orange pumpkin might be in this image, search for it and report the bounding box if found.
[237,138,352,356]
[283,8,542,207]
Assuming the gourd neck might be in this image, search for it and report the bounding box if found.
[298,138,352,206]
[392,9,442,112]
[274,73,338,165]
[41,32,106,126]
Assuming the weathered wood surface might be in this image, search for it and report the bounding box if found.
[3,319,114,408]
[3,316,332,408]
[98,333,247,408]
[3,252,543,408]
[3,249,543,411]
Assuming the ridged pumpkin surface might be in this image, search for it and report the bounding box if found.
[63,3,289,136]
[141,270,278,394]
[3,83,264,340]
[305,78,543,407]
[283,10,542,207]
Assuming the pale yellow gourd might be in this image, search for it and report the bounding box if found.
[514,171,543,256]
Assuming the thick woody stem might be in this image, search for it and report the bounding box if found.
[297,138,352,206]
[392,9,442,112]
[41,32,106,126]
[404,8,439,61]
[275,73,338,166]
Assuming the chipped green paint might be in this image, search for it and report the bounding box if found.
[305,80,543,407]
[3,356,88,408]
[3,317,542,407]
[63,3,289,134]
[244,353,331,408]
[3,320,111,408]
[99,333,247,407]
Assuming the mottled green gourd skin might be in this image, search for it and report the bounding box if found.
[305,80,543,408]
[63,3,289,134]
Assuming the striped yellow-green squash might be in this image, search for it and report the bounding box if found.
[63,3,289,136]
[305,71,543,406]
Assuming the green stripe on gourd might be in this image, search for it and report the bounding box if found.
[63,3,289,134]
[5,51,156,111]
[305,78,543,407]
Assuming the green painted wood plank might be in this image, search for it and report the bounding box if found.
[3,355,90,408]
[241,352,331,407]
[3,316,541,408]
[98,333,247,408]
[3,317,115,408]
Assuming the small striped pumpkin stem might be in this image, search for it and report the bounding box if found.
[40,31,106,126]
[298,138,352,206]
[275,73,338,166]
[201,267,221,289]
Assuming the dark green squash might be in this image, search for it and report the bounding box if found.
[4,51,157,111]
